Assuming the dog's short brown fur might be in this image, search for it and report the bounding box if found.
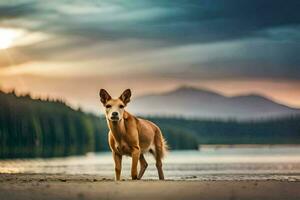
[99,89,167,180]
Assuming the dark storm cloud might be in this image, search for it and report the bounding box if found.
[3,0,299,44]
[0,0,299,79]
[43,0,300,44]
[0,2,36,19]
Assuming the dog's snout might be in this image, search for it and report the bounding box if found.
[112,112,118,116]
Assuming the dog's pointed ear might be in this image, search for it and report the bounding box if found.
[99,89,111,105]
[119,89,131,105]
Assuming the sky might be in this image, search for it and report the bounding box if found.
[0,0,299,113]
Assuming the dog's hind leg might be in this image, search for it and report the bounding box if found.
[154,129,166,180]
[155,156,164,180]
[149,148,164,180]
[137,154,148,180]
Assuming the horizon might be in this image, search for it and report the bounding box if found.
[1,84,299,118]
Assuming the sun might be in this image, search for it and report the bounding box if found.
[0,28,22,50]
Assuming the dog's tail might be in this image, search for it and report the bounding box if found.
[154,128,168,159]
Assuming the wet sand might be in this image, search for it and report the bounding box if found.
[0,174,300,200]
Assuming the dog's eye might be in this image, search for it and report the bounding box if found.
[106,105,112,109]
[119,105,124,109]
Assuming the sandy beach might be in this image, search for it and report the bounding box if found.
[0,174,299,200]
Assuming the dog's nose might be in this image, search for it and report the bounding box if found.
[112,112,118,116]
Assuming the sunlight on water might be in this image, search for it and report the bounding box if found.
[1,147,300,180]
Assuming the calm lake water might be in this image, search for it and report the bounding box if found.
[1,147,300,181]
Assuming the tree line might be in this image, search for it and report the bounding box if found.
[0,91,108,158]
[0,90,299,158]
[149,116,300,145]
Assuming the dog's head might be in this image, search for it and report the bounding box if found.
[99,89,131,122]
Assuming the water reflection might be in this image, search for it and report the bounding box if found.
[1,148,300,180]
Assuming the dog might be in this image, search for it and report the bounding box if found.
[99,89,167,180]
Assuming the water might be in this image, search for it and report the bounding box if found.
[1,147,300,181]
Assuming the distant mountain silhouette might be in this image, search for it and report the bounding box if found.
[128,86,300,119]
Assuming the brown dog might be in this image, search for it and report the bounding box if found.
[99,89,167,180]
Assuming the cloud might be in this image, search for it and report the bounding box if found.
[34,0,300,44]
[0,2,36,19]
[3,0,300,43]
[0,0,299,80]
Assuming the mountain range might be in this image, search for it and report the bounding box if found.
[128,86,300,119]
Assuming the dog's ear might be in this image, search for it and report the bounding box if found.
[119,89,131,105]
[99,89,111,105]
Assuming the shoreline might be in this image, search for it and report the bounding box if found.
[1,173,300,182]
[1,174,300,200]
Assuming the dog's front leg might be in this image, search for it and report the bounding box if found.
[113,151,122,181]
[131,146,140,180]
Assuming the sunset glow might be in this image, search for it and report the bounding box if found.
[0,28,23,50]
